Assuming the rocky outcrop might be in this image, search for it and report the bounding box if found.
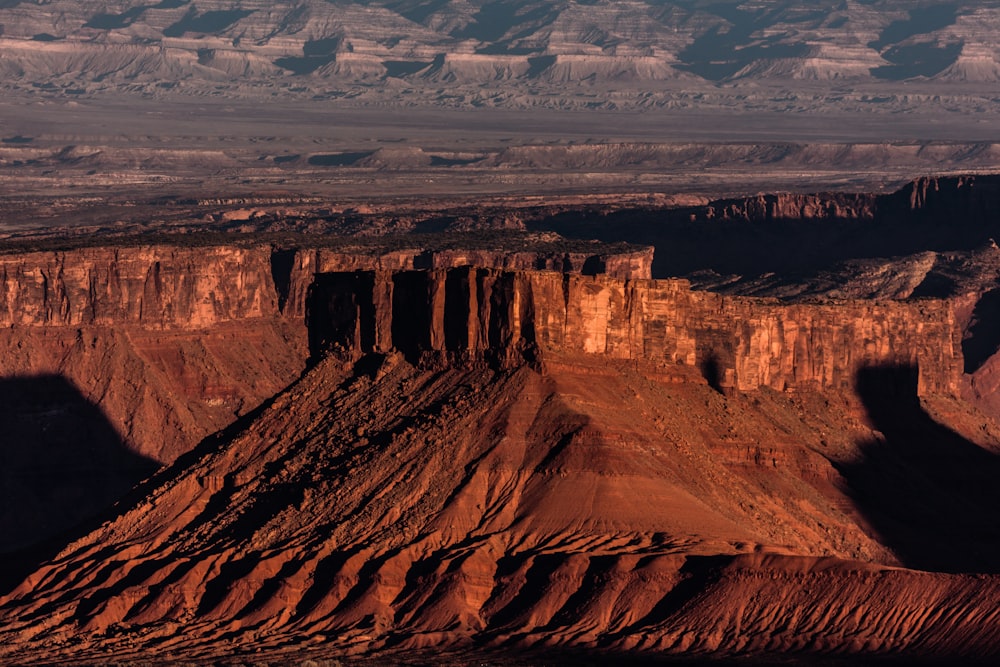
[0,241,965,468]
[310,268,962,396]
[1,328,996,664]
[0,241,966,556]
[0,246,279,328]
[698,192,878,223]
[695,175,1000,225]
[281,245,654,320]
[0,245,306,467]
[0,244,654,466]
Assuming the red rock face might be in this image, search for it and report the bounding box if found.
[3,240,1000,663]
[2,348,999,664]
[282,246,654,321]
[0,245,654,470]
[0,245,308,465]
[309,268,962,397]
[0,245,656,552]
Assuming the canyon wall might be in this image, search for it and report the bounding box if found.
[0,244,963,468]
[0,243,968,555]
[281,246,654,320]
[0,243,653,466]
[313,268,962,396]
[0,246,278,329]
[0,243,965,459]
[0,245,305,466]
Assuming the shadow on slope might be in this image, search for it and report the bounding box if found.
[0,375,159,588]
[838,365,1000,573]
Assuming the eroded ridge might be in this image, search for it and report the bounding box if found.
[3,259,999,665]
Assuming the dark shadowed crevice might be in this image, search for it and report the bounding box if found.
[870,4,961,51]
[163,8,252,37]
[444,268,472,350]
[699,353,724,394]
[581,255,604,276]
[269,247,296,313]
[871,41,962,80]
[392,271,432,361]
[306,272,377,362]
[274,55,336,75]
[307,152,374,167]
[963,289,1000,373]
[382,60,433,78]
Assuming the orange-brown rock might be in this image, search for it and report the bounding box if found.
[311,268,962,396]
[2,344,999,664]
[0,245,307,468]
[3,249,1000,664]
[0,244,655,469]
[282,246,654,321]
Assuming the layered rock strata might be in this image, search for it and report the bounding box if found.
[0,244,653,466]
[282,246,654,320]
[0,244,966,554]
[310,268,962,396]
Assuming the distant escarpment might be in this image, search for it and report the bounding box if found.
[527,175,1000,291]
[691,175,1000,226]
[4,0,1000,116]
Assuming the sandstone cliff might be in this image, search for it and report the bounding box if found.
[3,240,1000,663]
[0,245,304,466]
[311,268,962,397]
[0,237,976,558]
[0,243,653,472]
[0,242,964,472]
[281,245,654,321]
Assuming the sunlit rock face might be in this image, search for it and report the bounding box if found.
[3,258,1000,664]
[7,177,1000,663]
[309,267,962,397]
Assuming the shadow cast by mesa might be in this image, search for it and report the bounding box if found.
[0,374,159,588]
[838,365,1000,573]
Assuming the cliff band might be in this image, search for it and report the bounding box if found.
[310,267,962,396]
[3,245,1000,663]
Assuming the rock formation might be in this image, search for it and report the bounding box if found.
[4,239,1000,662]
[2,0,1000,114]
[4,178,1000,662]
[0,242,652,550]
[310,268,961,396]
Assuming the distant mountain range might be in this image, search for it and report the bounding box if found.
[3,0,1000,111]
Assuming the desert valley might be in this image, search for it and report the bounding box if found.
[4,1,1000,666]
